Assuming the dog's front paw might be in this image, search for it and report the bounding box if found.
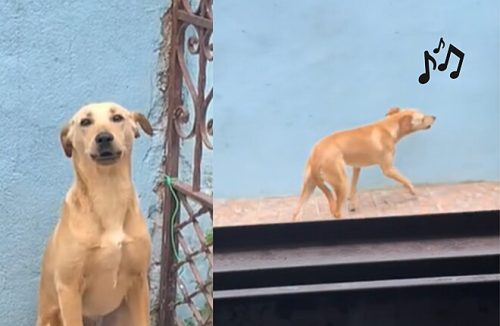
[348,202,357,212]
[333,209,343,219]
[409,187,417,196]
[292,211,301,221]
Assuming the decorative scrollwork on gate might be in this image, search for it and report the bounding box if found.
[159,0,213,325]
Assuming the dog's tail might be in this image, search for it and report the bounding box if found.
[292,160,316,220]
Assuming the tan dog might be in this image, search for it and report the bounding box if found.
[36,102,153,326]
[293,107,436,220]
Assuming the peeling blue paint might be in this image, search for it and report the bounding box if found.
[0,1,168,324]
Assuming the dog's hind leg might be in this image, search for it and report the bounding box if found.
[316,181,335,217]
[292,164,316,221]
[348,167,361,212]
[322,161,348,218]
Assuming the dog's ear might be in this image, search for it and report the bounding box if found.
[386,107,400,116]
[60,124,73,158]
[131,112,153,138]
[398,115,413,134]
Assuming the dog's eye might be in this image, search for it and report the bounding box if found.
[112,114,124,123]
[80,118,92,127]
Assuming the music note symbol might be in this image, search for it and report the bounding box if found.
[438,44,465,79]
[418,50,437,84]
[433,37,445,54]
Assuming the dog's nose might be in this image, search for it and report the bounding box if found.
[95,132,114,145]
[432,116,436,120]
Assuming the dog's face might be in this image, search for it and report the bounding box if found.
[386,107,436,133]
[60,102,153,166]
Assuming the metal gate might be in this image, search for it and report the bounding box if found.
[159,0,213,324]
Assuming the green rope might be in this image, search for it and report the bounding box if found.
[164,175,181,262]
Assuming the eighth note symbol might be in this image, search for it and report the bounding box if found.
[438,44,465,79]
[418,51,437,85]
[433,37,445,54]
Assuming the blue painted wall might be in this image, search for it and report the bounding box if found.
[214,0,500,199]
[0,1,167,324]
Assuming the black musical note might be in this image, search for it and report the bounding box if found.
[438,44,465,79]
[433,37,445,54]
[418,50,437,84]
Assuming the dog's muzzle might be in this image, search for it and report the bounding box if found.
[425,116,436,129]
[91,132,122,165]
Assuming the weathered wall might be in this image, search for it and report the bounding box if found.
[0,1,167,324]
[214,0,500,198]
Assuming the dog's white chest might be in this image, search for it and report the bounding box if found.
[93,229,128,286]
[98,230,125,266]
[81,230,129,316]
[101,229,125,248]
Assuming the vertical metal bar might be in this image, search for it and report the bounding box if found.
[159,0,213,324]
[192,23,207,193]
[159,0,182,324]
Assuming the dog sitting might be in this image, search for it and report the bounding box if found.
[37,102,153,326]
[293,107,436,220]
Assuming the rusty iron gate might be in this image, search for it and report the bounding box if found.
[159,0,213,325]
